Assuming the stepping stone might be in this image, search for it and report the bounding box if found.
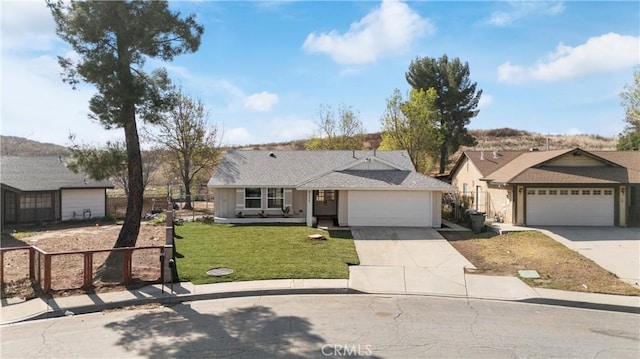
[518,269,540,279]
[308,234,326,240]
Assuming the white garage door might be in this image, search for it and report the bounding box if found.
[526,188,614,226]
[347,190,432,227]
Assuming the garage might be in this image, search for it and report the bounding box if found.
[347,190,433,227]
[526,188,614,226]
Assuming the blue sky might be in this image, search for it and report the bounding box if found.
[1,0,639,147]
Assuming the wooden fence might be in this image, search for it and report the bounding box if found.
[0,244,171,296]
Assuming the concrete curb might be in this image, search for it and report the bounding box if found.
[5,286,638,325]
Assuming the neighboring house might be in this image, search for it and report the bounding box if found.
[449,148,640,227]
[1,156,113,226]
[208,150,453,227]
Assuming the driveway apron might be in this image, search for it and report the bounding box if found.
[348,227,475,296]
[539,227,640,288]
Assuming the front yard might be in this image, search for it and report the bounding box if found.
[174,222,359,284]
[442,230,640,296]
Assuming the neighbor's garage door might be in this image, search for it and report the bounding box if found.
[526,188,614,226]
[347,190,432,227]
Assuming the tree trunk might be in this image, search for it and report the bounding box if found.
[116,108,144,248]
[439,142,448,174]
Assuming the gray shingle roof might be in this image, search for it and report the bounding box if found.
[298,170,453,190]
[1,156,114,191]
[208,150,451,190]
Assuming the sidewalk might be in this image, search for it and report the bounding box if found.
[2,275,639,325]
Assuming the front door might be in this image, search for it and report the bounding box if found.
[313,190,337,217]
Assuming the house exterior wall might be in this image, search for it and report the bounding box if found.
[292,189,307,218]
[338,190,348,226]
[212,187,306,219]
[451,157,486,196]
[431,191,442,228]
[347,190,432,227]
[60,188,106,220]
[546,154,606,167]
[486,187,513,223]
[212,188,236,217]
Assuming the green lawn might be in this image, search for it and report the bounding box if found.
[174,222,360,284]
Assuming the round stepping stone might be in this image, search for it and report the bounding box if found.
[206,267,234,276]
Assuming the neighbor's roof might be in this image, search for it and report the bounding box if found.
[208,150,451,190]
[1,156,114,191]
[481,148,574,184]
[298,170,453,191]
[451,150,527,177]
[474,148,640,185]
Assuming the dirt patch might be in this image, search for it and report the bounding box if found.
[1,223,166,300]
[443,230,640,296]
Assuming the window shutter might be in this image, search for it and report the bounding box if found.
[235,189,245,210]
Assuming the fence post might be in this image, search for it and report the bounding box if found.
[83,252,93,290]
[0,251,4,285]
[164,210,174,284]
[29,248,35,280]
[122,249,132,285]
[43,254,51,294]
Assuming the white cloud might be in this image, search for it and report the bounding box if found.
[302,0,433,65]
[488,1,565,27]
[266,117,315,141]
[1,1,58,51]
[566,128,583,135]
[244,91,280,112]
[478,94,494,109]
[222,127,253,146]
[498,33,640,83]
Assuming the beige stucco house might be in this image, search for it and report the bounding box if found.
[449,148,640,227]
[208,150,453,227]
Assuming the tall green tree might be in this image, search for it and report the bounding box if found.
[617,67,640,150]
[406,55,482,173]
[144,90,221,210]
[379,88,439,173]
[306,104,366,150]
[48,0,203,247]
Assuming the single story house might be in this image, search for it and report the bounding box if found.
[1,156,113,226]
[208,150,453,227]
[449,148,640,227]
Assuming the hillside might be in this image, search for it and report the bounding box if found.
[1,136,70,156]
[237,128,618,153]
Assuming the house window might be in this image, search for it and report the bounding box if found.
[604,190,613,195]
[538,190,546,195]
[559,190,568,195]
[463,183,468,195]
[582,190,590,195]
[19,193,52,209]
[549,190,558,195]
[245,188,262,209]
[571,190,579,195]
[316,190,335,202]
[592,190,602,195]
[267,188,284,208]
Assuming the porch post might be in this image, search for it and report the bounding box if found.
[306,190,313,227]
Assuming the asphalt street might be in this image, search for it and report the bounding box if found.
[2,294,639,358]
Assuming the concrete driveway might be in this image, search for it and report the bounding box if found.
[539,227,640,288]
[348,227,477,296]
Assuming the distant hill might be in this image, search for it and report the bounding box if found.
[236,128,618,153]
[1,136,70,156]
